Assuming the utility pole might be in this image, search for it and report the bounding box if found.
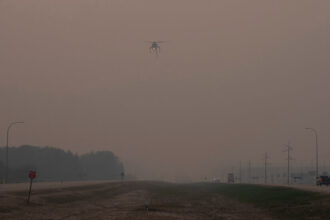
[283,141,293,185]
[239,161,242,183]
[305,128,319,182]
[248,160,251,184]
[264,153,269,184]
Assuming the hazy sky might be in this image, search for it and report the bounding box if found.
[1,0,330,180]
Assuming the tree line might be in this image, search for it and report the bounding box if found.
[0,145,124,183]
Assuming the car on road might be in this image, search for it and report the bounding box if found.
[317,176,330,186]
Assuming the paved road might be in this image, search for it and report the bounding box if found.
[2,181,330,194]
[287,184,330,194]
[258,183,330,194]
[0,180,112,192]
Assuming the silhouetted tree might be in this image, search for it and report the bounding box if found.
[81,151,124,180]
[0,145,124,183]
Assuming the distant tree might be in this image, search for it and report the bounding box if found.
[81,151,124,180]
[0,145,124,183]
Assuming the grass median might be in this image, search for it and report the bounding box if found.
[150,182,330,219]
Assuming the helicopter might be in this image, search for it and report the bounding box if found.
[146,41,166,55]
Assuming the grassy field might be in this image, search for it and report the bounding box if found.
[1,181,329,219]
[149,183,330,219]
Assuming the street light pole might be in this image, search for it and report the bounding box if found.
[305,128,318,182]
[5,121,24,183]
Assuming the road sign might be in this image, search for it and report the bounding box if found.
[27,170,36,204]
[29,170,36,179]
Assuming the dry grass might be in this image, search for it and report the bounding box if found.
[1,181,327,219]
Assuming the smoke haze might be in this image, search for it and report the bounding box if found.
[1,0,330,180]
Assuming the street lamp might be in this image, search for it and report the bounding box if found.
[305,127,318,182]
[5,121,24,183]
